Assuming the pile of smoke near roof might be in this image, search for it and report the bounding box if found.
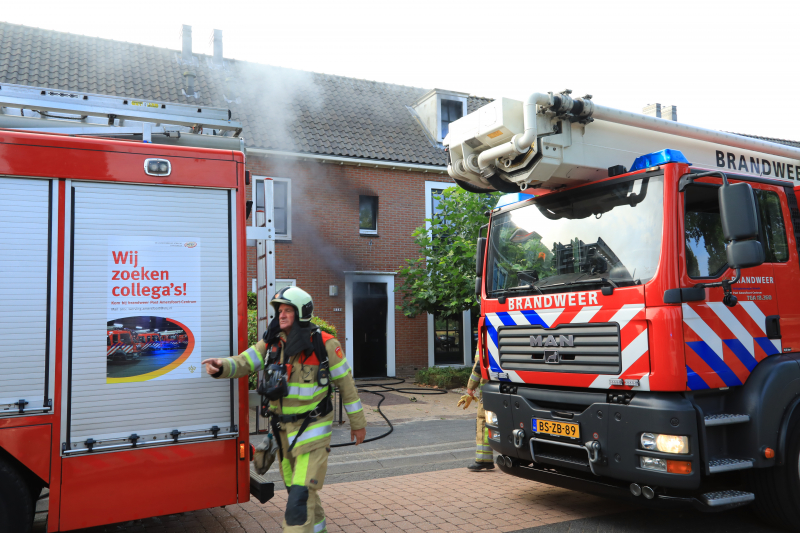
[229,62,364,275]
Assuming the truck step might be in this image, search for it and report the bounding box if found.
[699,490,755,507]
[708,458,754,473]
[704,414,750,426]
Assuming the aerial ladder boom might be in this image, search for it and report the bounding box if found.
[445,90,800,192]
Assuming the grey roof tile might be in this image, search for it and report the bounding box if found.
[0,21,492,166]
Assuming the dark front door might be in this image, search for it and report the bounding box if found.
[353,282,388,377]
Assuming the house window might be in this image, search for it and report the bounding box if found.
[359,195,378,234]
[275,279,296,293]
[434,312,463,365]
[440,99,463,140]
[254,177,291,240]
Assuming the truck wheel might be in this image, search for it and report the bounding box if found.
[748,417,800,530]
[0,457,35,533]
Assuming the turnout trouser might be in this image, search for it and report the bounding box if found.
[476,400,493,463]
[278,439,330,533]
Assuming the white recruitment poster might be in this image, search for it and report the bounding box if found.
[106,237,201,383]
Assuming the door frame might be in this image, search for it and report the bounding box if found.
[344,272,396,377]
[425,180,471,367]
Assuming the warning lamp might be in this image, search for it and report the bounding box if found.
[495,192,535,210]
[239,442,246,460]
[764,447,775,459]
[144,158,172,176]
[629,149,691,172]
[666,460,692,474]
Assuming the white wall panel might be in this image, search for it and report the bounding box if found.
[0,178,51,415]
[67,183,235,451]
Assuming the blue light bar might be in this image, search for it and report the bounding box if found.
[495,192,535,209]
[630,149,691,172]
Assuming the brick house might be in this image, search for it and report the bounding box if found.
[0,21,491,376]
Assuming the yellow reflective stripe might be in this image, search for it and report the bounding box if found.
[242,353,255,372]
[329,358,350,380]
[282,401,322,415]
[344,399,363,414]
[288,421,332,446]
[281,457,292,486]
[292,453,310,486]
[223,358,235,378]
[241,346,263,373]
[285,387,328,401]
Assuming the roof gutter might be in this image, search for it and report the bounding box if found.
[246,148,448,174]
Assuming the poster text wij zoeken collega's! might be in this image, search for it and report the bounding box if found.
[110,251,187,299]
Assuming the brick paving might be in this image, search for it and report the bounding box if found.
[76,467,630,532]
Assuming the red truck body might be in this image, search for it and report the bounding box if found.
[478,160,800,516]
[0,128,252,532]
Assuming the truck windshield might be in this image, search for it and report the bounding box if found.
[486,175,664,296]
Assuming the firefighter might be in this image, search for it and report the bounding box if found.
[457,349,493,470]
[202,287,366,533]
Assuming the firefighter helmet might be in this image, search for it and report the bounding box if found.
[270,286,314,323]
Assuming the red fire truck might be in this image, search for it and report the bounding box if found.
[107,329,141,361]
[447,90,800,529]
[0,84,271,532]
[134,332,162,354]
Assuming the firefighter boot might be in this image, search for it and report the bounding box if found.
[467,461,495,471]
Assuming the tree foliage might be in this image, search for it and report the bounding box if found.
[396,186,500,318]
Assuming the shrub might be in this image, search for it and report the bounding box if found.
[311,316,337,337]
[415,366,472,389]
[247,291,257,311]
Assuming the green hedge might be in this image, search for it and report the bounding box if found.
[415,366,472,389]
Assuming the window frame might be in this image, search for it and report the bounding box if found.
[437,96,467,143]
[682,180,791,280]
[359,195,379,235]
[275,279,296,292]
[252,175,292,241]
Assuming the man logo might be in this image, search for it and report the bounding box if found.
[184,242,197,248]
[530,334,574,347]
[544,350,560,364]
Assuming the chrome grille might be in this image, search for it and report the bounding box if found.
[498,323,621,374]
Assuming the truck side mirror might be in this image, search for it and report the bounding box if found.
[718,179,764,270]
[719,180,758,241]
[476,237,486,276]
[726,240,765,270]
[475,237,486,298]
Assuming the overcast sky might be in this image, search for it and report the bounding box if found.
[3,0,799,140]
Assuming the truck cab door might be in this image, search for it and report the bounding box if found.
[680,179,780,390]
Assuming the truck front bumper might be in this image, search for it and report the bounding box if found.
[482,382,702,491]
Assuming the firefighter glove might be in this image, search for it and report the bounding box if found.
[253,433,279,475]
[457,394,473,409]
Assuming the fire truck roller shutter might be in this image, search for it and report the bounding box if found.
[0,177,53,416]
[65,183,235,453]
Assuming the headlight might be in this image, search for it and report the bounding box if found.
[640,433,689,454]
[485,410,498,425]
[640,456,667,472]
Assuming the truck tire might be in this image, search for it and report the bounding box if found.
[0,457,35,533]
[748,416,800,531]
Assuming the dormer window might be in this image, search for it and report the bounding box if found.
[411,89,469,145]
[440,99,463,139]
